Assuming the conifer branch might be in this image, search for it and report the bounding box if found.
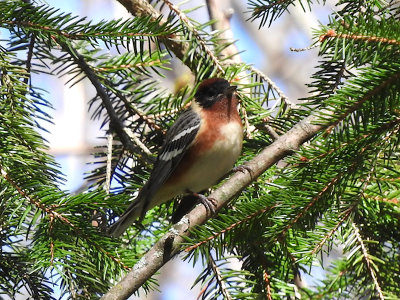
[161,0,224,74]
[325,71,400,134]
[280,173,342,238]
[263,269,273,300]
[208,254,233,300]
[1,19,165,40]
[117,0,189,64]
[304,116,400,163]
[0,166,70,226]
[311,206,353,255]
[352,222,384,300]
[0,165,130,270]
[57,40,152,162]
[2,0,399,298]
[101,108,337,300]
[185,204,277,252]
[319,29,400,45]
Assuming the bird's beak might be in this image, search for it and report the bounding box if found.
[227,85,237,97]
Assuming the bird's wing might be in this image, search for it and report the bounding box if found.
[108,108,201,236]
[142,107,202,205]
[118,108,202,222]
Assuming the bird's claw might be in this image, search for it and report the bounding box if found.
[232,164,252,175]
[193,192,217,215]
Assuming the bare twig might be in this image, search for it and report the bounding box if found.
[206,0,239,63]
[105,132,113,194]
[110,83,165,134]
[256,121,280,140]
[290,44,319,52]
[24,34,35,86]
[123,127,152,156]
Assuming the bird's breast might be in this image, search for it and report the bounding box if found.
[165,119,243,194]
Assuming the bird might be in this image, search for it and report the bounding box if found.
[108,77,243,237]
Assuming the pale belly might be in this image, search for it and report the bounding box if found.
[152,121,243,205]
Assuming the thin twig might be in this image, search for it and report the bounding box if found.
[263,269,273,300]
[206,0,238,63]
[319,28,400,45]
[250,66,295,108]
[290,44,319,52]
[49,214,55,265]
[105,132,113,194]
[112,87,165,134]
[365,195,399,204]
[23,34,35,87]
[57,40,152,163]
[256,119,280,140]
[208,254,233,300]
[123,127,152,156]
[241,105,252,139]
[162,0,224,74]
[352,222,384,300]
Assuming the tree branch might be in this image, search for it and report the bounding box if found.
[206,0,240,64]
[100,2,332,299]
[116,0,192,70]
[352,222,384,300]
[208,254,233,300]
[58,41,153,163]
[100,109,330,300]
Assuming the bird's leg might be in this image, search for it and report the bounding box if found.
[171,194,198,224]
[188,190,218,215]
[232,164,252,175]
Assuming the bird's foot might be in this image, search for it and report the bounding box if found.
[232,164,252,175]
[192,192,218,215]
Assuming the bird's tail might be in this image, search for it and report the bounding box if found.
[107,194,146,238]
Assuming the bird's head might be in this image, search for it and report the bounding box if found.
[194,78,237,108]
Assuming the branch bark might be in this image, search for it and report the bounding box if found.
[101,109,328,300]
